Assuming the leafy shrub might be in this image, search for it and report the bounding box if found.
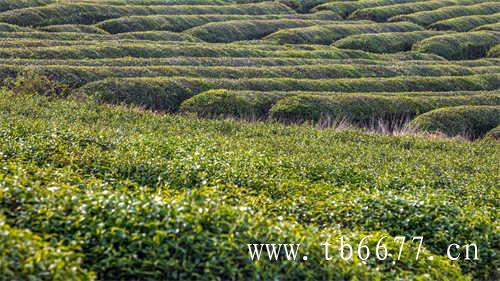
[473,21,500,31]
[413,31,500,60]
[312,0,422,18]
[411,105,500,138]
[265,21,423,44]
[333,31,446,53]
[2,69,69,97]
[185,19,334,43]
[487,44,500,57]
[114,30,201,42]
[0,22,30,32]
[0,42,376,60]
[77,74,500,111]
[349,0,484,22]
[484,124,500,139]
[40,24,110,34]
[181,89,500,124]
[0,2,293,27]
[0,0,53,12]
[429,12,500,32]
[96,12,340,34]
[393,2,500,27]
[0,216,93,281]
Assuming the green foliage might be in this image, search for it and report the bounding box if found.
[40,24,110,34]
[0,93,497,279]
[77,74,500,111]
[0,22,30,32]
[487,44,500,57]
[0,2,293,27]
[265,21,423,44]
[312,0,421,18]
[413,31,500,60]
[185,19,335,43]
[484,124,500,139]
[473,21,500,31]
[393,2,500,27]
[181,89,500,124]
[2,69,69,97]
[0,0,53,12]
[334,31,446,53]
[429,12,500,32]
[0,216,93,281]
[349,0,484,22]
[411,105,500,138]
[96,12,340,34]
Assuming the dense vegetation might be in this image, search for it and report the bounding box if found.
[0,0,498,280]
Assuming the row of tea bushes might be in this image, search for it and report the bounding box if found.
[0,2,293,26]
[474,21,500,31]
[265,21,423,44]
[76,74,500,111]
[333,30,447,53]
[349,0,484,22]
[485,124,500,139]
[411,105,500,138]
[429,13,500,32]
[2,57,495,67]
[0,43,380,60]
[95,11,341,33]
[0,0,53,12]
[413,30,500,59]
[181,89,500,124]
[487,44,499,57]
[312,0,423,18]
[391,2,500,27]
[0,63,486,88]
[0,22,31,32]
[0,93,496,279]
[185,19,338,43]
[40,24,110,34]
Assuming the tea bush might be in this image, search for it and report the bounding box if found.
[40,24,110,34]
[265,21,423,44]
[429,13,500,31]
[392,2,500,27]
[411,105,500,138]
[413,31,500,59]
[333,31,446,53]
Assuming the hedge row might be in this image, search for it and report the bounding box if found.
[413,31,500,60]
[75,0,272,5]
[487,44,499,57]
[0,43,380,60]
[429,12,500,32]
[0,63,484,88]
[0,22,31,32]
[349,0,484,22]
[473,21,500,31]
[76,74,500,111]
[333,31,447,53]
[411,105,500,138]
[0,38,96,48]
[39,24,110,34]
[391,2,500,27]
[95,11,340,34]
[0,0,53,12]
[264,21,423,44]
[185,19,337,43]
[312,0,422,18]
[114,30,202,42]
[181,89,500,124]
[484,124,500,139]
[0,2,293,27]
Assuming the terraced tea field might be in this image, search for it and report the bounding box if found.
[0,0,498,280]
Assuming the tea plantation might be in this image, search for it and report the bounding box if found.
[0,0,498,280]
